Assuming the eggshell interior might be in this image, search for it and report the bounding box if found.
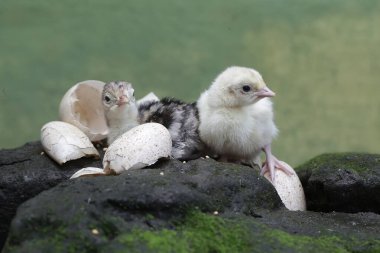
[59,80,108,142]
[41,121,100,165]
[70,167,106,179]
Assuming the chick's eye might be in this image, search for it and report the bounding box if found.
[242,85,251,92]
[104,96,111,103]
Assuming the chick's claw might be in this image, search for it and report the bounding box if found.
[261,144,295,182]
[261,154,294,183]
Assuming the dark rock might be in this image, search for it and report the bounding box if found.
[2,144,380,253]
[0,141,103,250]
[3,158,282,252]
[2,157,380,253]
[297,153,380,213]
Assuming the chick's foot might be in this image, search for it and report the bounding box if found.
[261,144,294,182]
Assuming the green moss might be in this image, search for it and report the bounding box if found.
[5,210,380,253]
[261,230,347,253]
[145,213,155,221]
[252,221,380,253]
[6,225,98,253]
[109,211,380,253]
[296,153,380,174]
[282,232,379,253]
[96,216,126,239]
[113,211,250,253]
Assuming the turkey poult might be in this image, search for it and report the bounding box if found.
[101,81,205,161]
[101,81,139,145]
[197,66,293,182]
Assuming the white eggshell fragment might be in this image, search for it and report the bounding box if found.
[41,121,100,165]
[59,80,108,142]
[70,167,106,179]
[137,92,159,105]
[264,166,306,211]
[103,123,172,174]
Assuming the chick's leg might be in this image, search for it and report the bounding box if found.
[261,144,294,182]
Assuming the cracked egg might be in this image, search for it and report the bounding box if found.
[70,123,172,178]
[59,80,160,142]
[41,121,99,165]
[59,80,108,142]
[264,167,306,211]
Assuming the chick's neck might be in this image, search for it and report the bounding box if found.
[106,102,139,129]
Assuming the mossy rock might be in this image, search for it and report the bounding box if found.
[297,153,380,213]
[102,211,380,253]
[0,141,105,249]
[4,210,380,253]
[3,155,380,252]
[3,158,282,252]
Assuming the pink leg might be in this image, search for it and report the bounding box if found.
[261,144,294,182]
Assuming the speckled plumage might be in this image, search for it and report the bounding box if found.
[138,98,206,160]
[102,81,205,160]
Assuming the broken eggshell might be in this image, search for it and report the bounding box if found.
[41,121,100,165]
[70,167,106,178]
[137,92,159,105]
[59,80,160,142]
[264,166,306,211]
[59,80,108,142]
[70,123,172,179]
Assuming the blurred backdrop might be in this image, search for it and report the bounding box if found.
[0,0,379,166]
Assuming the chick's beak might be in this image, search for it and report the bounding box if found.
[117,95,129,106]
[255,87,276,98]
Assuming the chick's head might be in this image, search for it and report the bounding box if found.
[210,66,275,107]
[102,81,136,112]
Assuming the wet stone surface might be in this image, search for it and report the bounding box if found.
[1,143,380,252]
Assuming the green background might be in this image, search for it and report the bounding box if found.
[1,0,379,166]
